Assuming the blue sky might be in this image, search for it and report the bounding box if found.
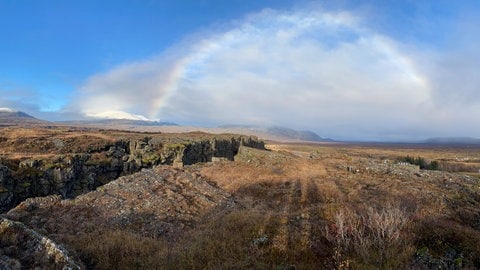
[1,0,294,110]
[1,0,479,140]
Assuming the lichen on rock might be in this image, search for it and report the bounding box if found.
[0,132,264,211]
[0,217,81,269]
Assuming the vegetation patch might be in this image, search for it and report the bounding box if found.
[3,131,480,269]
[398,156,439,170]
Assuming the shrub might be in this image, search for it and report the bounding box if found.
[67,230,165,270]
[398,156,439,170]
[414,217,480,268]
[325,204,414,268]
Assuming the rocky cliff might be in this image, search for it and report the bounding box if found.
[0,217,81,269]
[0,132,264,211]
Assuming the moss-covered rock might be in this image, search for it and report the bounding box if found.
[0,134,264,211]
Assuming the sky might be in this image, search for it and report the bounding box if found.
[1,0,479,141]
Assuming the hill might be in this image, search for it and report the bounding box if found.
[264,126,333,142]
[0,109,331,143]
[57,118,178,127]
[218,125,334,142]
[3,138,480,268]
[55,121,334,143]
[0,108,49,126]
[424,137,480,145]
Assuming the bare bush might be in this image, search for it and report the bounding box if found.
[439,161,479,173]
[326,204,413,268]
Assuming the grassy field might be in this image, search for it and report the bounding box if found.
[3,136,480,269]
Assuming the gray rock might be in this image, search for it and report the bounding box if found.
[0,217,81,269]
[0,136,264,211]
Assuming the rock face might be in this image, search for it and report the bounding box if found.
[0,217,81,269]
[7,166,234,239]
[0,135,264,211]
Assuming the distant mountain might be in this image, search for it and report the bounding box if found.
[265,126,333,142]
[218,125,333,142]
[0,109,48,126]
[57,119,178,127]
[424,137,480,145]
[0,110,35,119]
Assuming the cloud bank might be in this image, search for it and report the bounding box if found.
[70,6,480,140]
[0,88,44,116]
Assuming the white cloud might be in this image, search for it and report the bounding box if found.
[0,88,45,116]
[0,107,16,112]
[85,110,150,121]
[70,6,480,140]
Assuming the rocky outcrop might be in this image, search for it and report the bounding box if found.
[7,166,234,239]
[0,135,264,211]
[3,166,234,269]
[179,136,265,166]
[0,217,81,269]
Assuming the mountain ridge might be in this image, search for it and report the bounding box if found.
[0,109,49,126]
[57,119,178,127]
[218,125,333,142]
[423,137,480,145]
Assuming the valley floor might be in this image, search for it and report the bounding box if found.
[2,140,480,269]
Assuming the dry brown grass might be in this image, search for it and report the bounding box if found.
[4,138,480,269]
[65,230,167,269]
[197,143,480,268]
[200,146,327,193]
[0,127,117,158]
[326,204,414,268]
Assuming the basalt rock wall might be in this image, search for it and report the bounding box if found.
[0,136,264,211]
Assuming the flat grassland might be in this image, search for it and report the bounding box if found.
[3,129,480,269]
